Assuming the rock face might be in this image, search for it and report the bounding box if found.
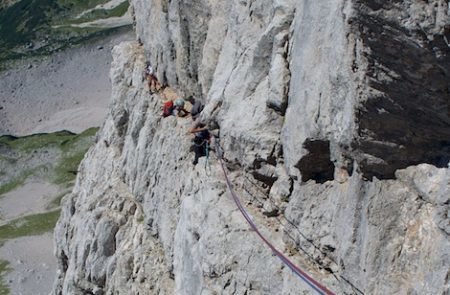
[53,1,449,294]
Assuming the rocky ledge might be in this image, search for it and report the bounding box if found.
[53,0,449,294]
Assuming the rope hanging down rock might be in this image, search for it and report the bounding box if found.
[214,142,335,295]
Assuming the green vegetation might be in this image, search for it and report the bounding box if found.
[53,127,98,184]
[54,151,86,184]
[0,128,98,293]
[56,0,107,13]
[0,127,97,154]
[60,127,98,152]
[0,0,56,46]
[0,170,32,196]
[0,156,16,165]
[0,0,129,66]
[47,191,68,209]
[0,127,98,194]
[0,210,60,240]
[0,130,75,152]
[103,1,129,17]
[62,1,129,24]
[0,260,11,295]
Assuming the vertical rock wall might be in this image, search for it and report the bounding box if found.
[54,0,449,294]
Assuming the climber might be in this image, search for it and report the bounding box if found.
[144,62,160,93]
[174,98,189,117]
[188,119,211,165]
[162,100,175,117]
[187,96,204,120]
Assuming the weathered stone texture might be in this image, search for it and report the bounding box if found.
[353,0,450,179]
[54,0,449,294]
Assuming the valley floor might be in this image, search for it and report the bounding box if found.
[0,28,135,294]
[0,28,134,136]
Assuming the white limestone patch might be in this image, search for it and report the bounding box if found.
[0,233,57,295]
[76,0,128,19]
[72,12,132,28]
[53,11,132,30]
[31,107,108,134]
[0,182,60,221]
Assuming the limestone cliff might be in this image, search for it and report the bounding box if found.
[53,0,450,294]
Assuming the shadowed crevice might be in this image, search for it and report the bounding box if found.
[295,139,334,184]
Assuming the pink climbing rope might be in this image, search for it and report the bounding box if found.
[215,144,335,295]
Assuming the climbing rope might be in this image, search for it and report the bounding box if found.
[214,142,335,295]
[241,175,364,295]
[193,138,210,172]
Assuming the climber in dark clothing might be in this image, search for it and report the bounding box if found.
[188,119,210,165]
[187,96,204,121]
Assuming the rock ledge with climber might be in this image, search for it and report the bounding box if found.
[144,62,162,94]
[144,62,213,166]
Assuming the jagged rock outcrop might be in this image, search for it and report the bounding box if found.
[54,0,449,294]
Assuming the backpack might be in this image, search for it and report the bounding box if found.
[191,101,204,119]
[162,101,174,117]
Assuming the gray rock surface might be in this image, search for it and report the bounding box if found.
[53,0,449,294]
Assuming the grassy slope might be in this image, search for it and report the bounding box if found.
[0,0,129,67]
[0,210,59,242]
[0,210,60,294]
[0,128,98,293]
[0,210,60,240]
[0,5,119,292]
[0,260,10,295]
[0,3,118,291]
[0,127,99,194]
